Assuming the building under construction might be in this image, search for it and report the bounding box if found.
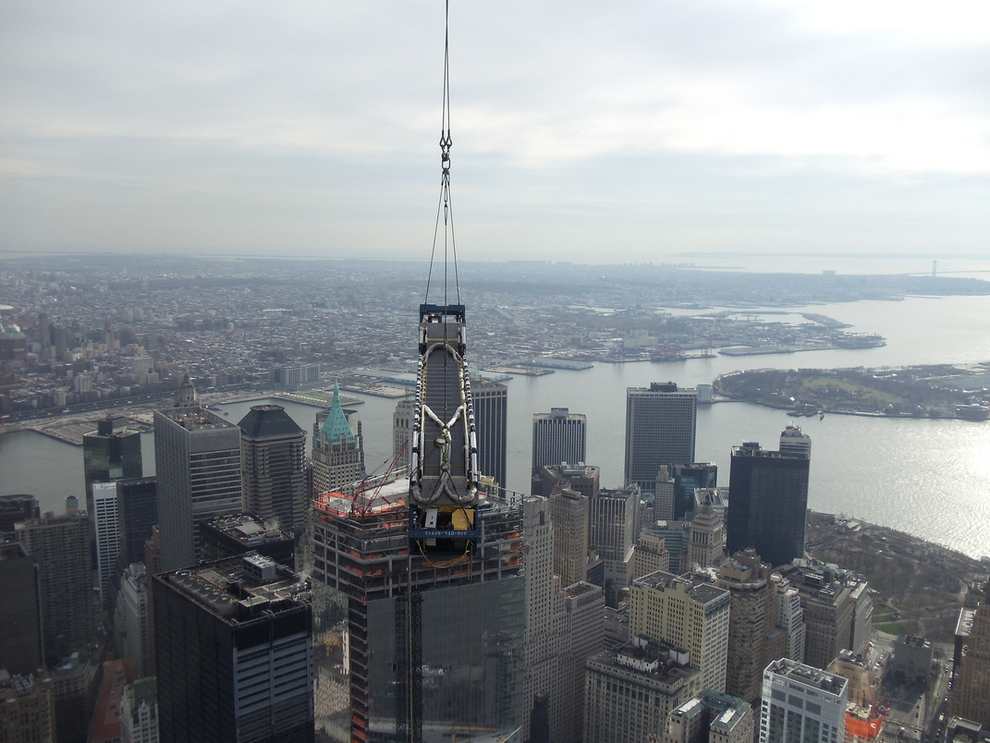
[311,478,524,742]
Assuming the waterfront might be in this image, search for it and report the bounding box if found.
[3,293,990,559]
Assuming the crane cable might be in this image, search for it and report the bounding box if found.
[424,0,460,309]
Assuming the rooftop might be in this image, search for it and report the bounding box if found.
[766,658,848,696]
[237,403,304,439]
[160,553,309,623]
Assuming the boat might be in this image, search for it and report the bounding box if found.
[955,404,990,421]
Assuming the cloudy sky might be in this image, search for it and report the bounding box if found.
[1,1,988,264]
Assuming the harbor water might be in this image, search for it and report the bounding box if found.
[3,293,990,559]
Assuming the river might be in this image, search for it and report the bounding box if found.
[3,292,990,559]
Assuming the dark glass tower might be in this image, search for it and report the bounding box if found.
[83,416,142,513]
[725,436,811,568]
[671,463,717,521]
[116,477,158,567]
[153,554,314,743]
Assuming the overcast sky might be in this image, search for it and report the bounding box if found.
[1,1,988,264]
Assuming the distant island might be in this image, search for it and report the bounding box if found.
[715,363,990,419]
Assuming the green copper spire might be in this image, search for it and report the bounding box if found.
[318,379,356,444]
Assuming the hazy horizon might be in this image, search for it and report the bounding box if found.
[3,1,988,262]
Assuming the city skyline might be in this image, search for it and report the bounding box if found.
[2,2,987,262]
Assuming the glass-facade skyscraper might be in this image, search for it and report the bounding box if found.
[725,432,811,569]
[83,416,142,514]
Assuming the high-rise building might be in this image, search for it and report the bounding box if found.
[534,462,600,500]
[83,416,142,513]
[522,496,561,743]
[629,570,731,694]
[153,554,314,743]
[0,542,43,675]
[670,463,717,521]
[311,479,524,741]
[392,398,415,474]
[154,406,242,572]
[0,494,39,534]
[548,487,590,586]
[631,533,671,581]
[473,378,508,492]
[664,690,755,743]
[654,466,676,522]
[771,574,807,663]
[556,581,605,743]
[199,512,295,567]
[16,509,96,665]
[950,582,990,726]
[589,486,639,607]
[585,640,703,743]
[777,565,855,670]
[114,563,153,677]
[760,659,848,743]
[647,520,692,575]
[0,670,56,743]
[120,677,159,743]
[717,550,775,705]
[532,407,586,474]
[688,501,725,569]
[778,425,812,457]
[93,482,120,608]
[238,404,307,532]
[115,477,158,568]
[725,435,811,569]
[310,380,365,496]
[624,382,697,492]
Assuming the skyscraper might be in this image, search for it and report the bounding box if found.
[532,407,586,474]
[717,549,775,705]
[153,554,314,743]
[522,496,559,743]
[950,583,990,726]
[589,486,639,607]
[629,570,731,694]
[115,477,157,567]
[472,377,508,492]
[93,481,120,607]
[114,563,153,677]
[556,581,605,743]
[725,433,811,569]
[310,380,365,496]
[237,404,307,532]
[585,640,702,743]
[665,690,755,743]
[670,462,717,521]
[548,487,590,586]
[16,509,96,664]
[154,406,243,572]
[625,382,698,492]
[0,541,43,675]
[83,416,142,513]
[392,397,415,473]
[688,500,725,569]
[760,659,848,743]
[311,479,524,741]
